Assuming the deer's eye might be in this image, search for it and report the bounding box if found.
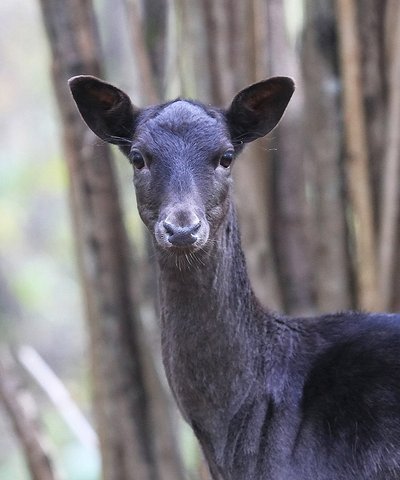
[219,150,234,169]
[130,150,146,170]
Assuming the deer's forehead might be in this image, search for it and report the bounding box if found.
[156,100,218,125]
[136,101,228,148]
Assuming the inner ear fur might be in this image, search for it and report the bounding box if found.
[226,76,295,144]
[68,75,139,145]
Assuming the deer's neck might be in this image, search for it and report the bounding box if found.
[158,205,258,343]
[157,204,264,444]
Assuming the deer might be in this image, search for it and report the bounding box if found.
[69,75,400,480]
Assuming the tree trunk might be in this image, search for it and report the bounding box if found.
[38,1,183,479]
[385,0,400,310]
[302,0,351,312]
[0,354,59,480]
[267,0,315,315]
[379,1,400,309]
[336,0,379,311]
[123,0,160,104]
[201,0,234,104]
[357,0,387,224]
[230,0,283,310]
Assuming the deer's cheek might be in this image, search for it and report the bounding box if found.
[135,198,158,231]
[205,185,230,226]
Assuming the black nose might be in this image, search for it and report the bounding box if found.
[163,221,201,246]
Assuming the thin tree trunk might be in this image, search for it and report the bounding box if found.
[379,2,400,309]
[267,0,315,315]
[0,355,59,480]
[336,0,379,311]
[178,0,212,100]
[201,0,234,104]
[38,1,183,479]
[228,0,282,310]
[357,0,387,225]
[302,0,351,312]
[142,0,168,96]
[386,0,400,310]
[123,0,160,104]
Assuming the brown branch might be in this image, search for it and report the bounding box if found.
[0,354,59,480]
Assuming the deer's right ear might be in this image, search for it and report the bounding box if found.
[68,75,140,145]
[226,76,295,144]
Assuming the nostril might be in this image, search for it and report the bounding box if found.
[162,219,202,246]
[163,221,175,236]
[192,221,201,234]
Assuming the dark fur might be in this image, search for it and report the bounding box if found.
[69,75,400,480]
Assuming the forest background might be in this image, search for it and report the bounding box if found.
[1,0,399,479]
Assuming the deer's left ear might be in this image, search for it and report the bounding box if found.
[226,76,295,144]
[68,75,140,145]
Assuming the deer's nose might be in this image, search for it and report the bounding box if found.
[163,220,201,246]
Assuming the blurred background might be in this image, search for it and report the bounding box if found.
[0,0,399,479]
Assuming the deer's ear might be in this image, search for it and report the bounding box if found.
[226,76,294,144]
[68,75,140,145]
